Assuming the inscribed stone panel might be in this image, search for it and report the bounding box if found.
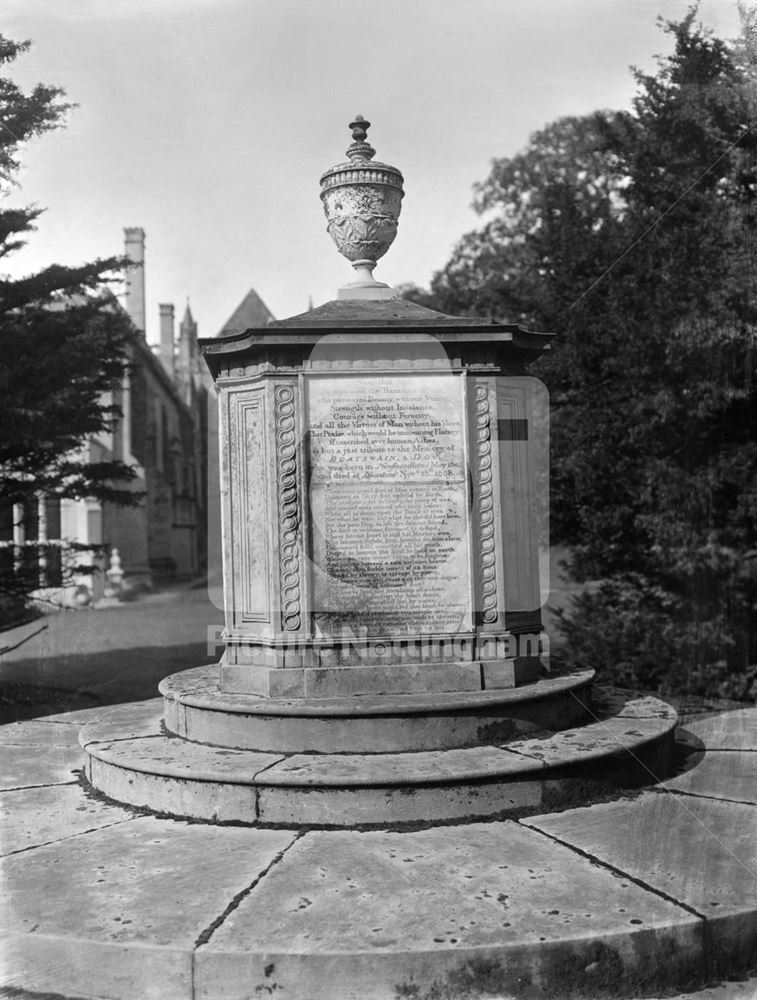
[308,374,472,635]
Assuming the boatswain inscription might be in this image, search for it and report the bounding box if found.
[308,374,472,634]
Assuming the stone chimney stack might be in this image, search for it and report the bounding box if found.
[177,302,198,404]
[159,303,175,378]
[124,227,146,334]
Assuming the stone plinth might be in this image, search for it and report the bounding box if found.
[200,297,553,698]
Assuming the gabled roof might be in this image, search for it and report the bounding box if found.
[216,288,274,336]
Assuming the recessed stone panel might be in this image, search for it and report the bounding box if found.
[225,386,271,627]
[308,373,472,636]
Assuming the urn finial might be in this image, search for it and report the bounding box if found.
[346,116,376,163]
[320,116,405,299]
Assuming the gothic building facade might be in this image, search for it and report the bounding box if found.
[3,227,274,605]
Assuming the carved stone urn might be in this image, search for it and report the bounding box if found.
[319,115,404,292]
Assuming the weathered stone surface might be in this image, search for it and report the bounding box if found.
[0,744,84,790]
[163,663,594,716]
[0,718,82,747]
[85,726,282,783]
[0,783,134,855]
[593,686,681,719]
[79,700,166,747]
[320,118,404,270]
[259,777,542,826]
[84,698,165,724]
[195,822,703,1000]
[308,373,472,636]
[169,697,558,756]
[524,792,757,972]
[84,692,678,825]
[255,745,546,824]
[90,697,165,723]
[5,718,757,1000]
[221,664,306,697]
[302,661,482,698]
[161,663,594,753]
[254,745,540,787]
[84,725,284,822]
[664,751,757,804]
[481,656,541,689]
[0,816,295,999]
[506,708,677,772]
[678,708,757,751]
[221,660,489,698]
[86,755,261,823]
[38,703,126,724]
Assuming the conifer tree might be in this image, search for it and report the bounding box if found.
[0,36,137,614]
[405,13,757,698]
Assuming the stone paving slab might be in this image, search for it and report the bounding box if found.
[0,782,135,855]
[80,697,165,728]
[39,703,136,724]
[85,728,283,782]
[0,744,84,791]
[195,821,703,1000]
[78,700,168,747]
[663,751,757,805]
[677,709,757,751]
[0,717,82,747]
[2,701,756,1000]
[523,792,757,974]
[1,816,296,1000]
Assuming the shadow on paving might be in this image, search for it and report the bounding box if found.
[0,640,214,723]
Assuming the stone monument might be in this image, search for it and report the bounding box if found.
[205,116,551,701]
[81,119,677,828]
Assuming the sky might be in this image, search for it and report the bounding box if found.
[1,0,745,344]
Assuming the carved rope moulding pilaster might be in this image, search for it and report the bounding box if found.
[274,384,301,631]
[474,383,498,625]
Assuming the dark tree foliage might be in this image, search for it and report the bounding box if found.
[0,36,137,614]
[405,12,757,699]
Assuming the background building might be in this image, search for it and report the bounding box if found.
[4,228,274,606]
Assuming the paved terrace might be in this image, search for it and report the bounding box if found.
[1,577,755,999]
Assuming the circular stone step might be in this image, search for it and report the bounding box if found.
[159,664,596,753]
[80,692,678,827]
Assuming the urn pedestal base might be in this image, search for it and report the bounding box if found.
[219,655,544,698]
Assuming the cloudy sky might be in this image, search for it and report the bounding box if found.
[2,0,744,342]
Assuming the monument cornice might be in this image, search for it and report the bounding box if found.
[199,299,554,379]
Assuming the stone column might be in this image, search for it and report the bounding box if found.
[12,502,24,574]
[36,492,47,587]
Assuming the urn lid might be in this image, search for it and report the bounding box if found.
[319,116,404,194]
[320,117,405,299]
